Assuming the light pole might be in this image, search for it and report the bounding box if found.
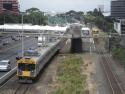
[65,14,67,24]
[4,15,5,24]
[21,13,24,57]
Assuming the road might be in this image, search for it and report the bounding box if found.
[0,37,37,77]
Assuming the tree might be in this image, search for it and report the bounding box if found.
[26,8,41,14]
[0,12,19,24]
[93,8,99,16]
[24,8,47,25]
[0,8,47,25]
[84,8,113,32]
[87,11,93,15]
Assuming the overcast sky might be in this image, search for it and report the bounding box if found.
[19,0,111,12]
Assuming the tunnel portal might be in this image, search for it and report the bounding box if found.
[69,23,83,53]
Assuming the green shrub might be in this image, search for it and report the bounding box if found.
[53,55,86,94]
[112,48,125,64]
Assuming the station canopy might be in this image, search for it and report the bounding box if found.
[0,24,67,32]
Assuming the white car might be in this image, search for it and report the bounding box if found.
[0,60,11,71]
[37,42,42,47]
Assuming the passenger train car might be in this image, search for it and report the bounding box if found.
[16,40,61,83]
[81,27,90,36]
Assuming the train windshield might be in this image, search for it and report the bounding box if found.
[94,31,99,34]
[18,64,35,71]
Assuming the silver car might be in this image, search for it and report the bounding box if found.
[0,60,11,71]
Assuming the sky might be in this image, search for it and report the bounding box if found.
[19,0,111,12]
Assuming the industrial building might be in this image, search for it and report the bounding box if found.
[0,0,19,15]
[111,0,125,19]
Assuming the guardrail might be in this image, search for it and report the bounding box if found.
[0,67,17,86]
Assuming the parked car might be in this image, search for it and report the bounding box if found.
[3,41,9,45]
[0,60,11,71]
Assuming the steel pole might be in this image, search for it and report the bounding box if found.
[22,14,24,57]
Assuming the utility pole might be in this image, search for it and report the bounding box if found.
[108,34,111,56]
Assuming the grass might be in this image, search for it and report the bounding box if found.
[52,55,86,94]
[112,47,125,64]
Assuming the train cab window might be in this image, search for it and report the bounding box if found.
[18,64,35,71]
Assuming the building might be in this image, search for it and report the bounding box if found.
[0,0,19,15]
[114,19,125,35]
[111,0,125,35]
[111,0,125,19]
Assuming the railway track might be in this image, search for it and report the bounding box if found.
[14,84,30,94]
[97,48,124,94]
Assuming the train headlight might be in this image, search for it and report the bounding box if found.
[18,70,22,75]
[31,70,35,76]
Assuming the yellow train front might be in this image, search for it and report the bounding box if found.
[92,27,100,38]
[17,57,36,83]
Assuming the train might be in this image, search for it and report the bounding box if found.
[92,27,100,37]
[16,40,61,83]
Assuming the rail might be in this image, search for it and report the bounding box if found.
[0,67,17,86]
[97,49,124,94]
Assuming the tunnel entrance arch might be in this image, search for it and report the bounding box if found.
[71,38,82,53]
